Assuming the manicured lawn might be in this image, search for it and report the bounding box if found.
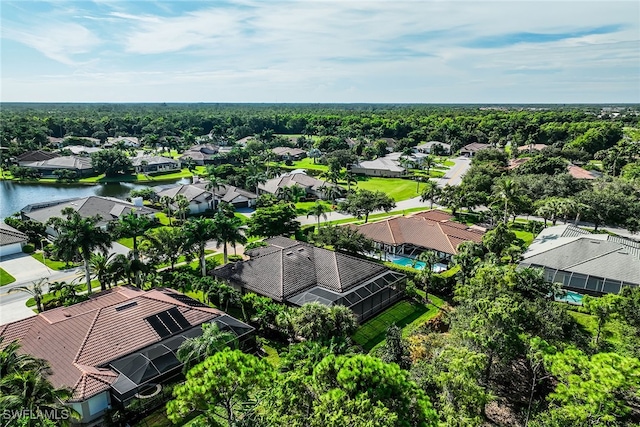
[155,212,171,225]
[79,167,206,184]
[322,206,428,227]
[354,177,420,201]
[295,200,334,216]
[512,229,535,247]
[283,158,329,172]
[353,295,444,351]
[26,279,102,307]
[567,308,623,348]
[31,253,78,271]
[117,237,134,249]
[0,268,16,286]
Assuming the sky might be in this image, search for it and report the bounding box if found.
[1,0,639,103]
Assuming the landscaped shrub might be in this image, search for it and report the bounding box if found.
[22,243,35,253]
[228,255,243,262]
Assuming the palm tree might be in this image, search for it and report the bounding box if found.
[8,278,48,313]
[420,180,441,209]
[174,194,190,222]
[159,195,174,226]
[88,253,115,291]
[183,217,218,277]
[0,337,48,378]
[246,172,268,196]
[206,175,225,210]
[422,155,437,176]
[143,227,186,270]
[416,250,438,294]
[306,202,330,232]
[212,213,247,264]
[341,170,358,193]
[47,208,112,294]
[110,212,153,287]
[320,184,342,203]
[494,178,518,224]
[176,323,236,374]
[308,148,322,164]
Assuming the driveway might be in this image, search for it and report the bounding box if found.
[437,156,471,187]
[0,252,52,282]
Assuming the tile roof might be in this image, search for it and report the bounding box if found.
[156,183,211,203]
[521,224,640,286]
[16,150,59,162]
[357,210,485,255]
[272,147,306,157]
[567,164,601,180]
[460,143,491,153]
[351,157,406,173]
[22,156,93,170]
[22,196,157,228]
[517,144,548,151]
[259,171,336,194]
[217,185,257,203]
[0,222,28,246]
[0,287,224,402]
[131,155,179,167]
[213,238,388,302]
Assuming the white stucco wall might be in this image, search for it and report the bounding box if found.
[0,242,25,258]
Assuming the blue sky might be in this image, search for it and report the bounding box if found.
[1,1,638,103]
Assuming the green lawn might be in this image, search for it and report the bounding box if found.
[353,295,444,351]
[31,253,78,271]
[0,268,16,286]
[26,279,102,307]
[78,167,206,184]
[117,237,134,249]
[355,177,420,201]
[567,309,624,349]
[295,200,334,216]
[283,158,329,172]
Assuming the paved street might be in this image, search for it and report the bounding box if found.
[437,156,471,187]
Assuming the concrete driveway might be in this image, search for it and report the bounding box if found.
[0,252,52,282]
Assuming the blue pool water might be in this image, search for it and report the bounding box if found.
[388,255,447,272]
[555,290,584,305]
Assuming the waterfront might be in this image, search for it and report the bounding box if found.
[0,179,190,219]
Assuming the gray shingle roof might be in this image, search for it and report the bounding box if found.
[213,238,388,302]
[22,156,92,170]
[521,224,640,286]
[0,222,28,246]
[22,196,157,228]
[259,171,335,195]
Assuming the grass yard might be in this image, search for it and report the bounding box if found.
[31,253,78,271]
[355,177,420,201]
[117,237,134,249]
[322,206,429,226]
[283,158,329,172]
[0,268,16,286]
[567,308,624,349]
[512,228,535,247]
[26,279,102,308]
[353,295,444,351]
[295,200,334,216]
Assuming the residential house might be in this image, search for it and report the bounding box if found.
[105,137,140,148]
[0,222,28,258]
[516,144,548,153]
[21,196,157,236]
[21,156,94,178]
[0,287,255,425]
[213,237,406,321]
[459,143,491,157]
[259,170,340,200]
[156,183,214,214]
[234,136,255,146]
[350,155,406,177]
[15,150,59,166]
[567,164,602,180]
[272,147,307,161]
[131,155,180,174]
[216,184,257,208]
[520,224,640,295]
[179,144,219,166]
[416,141,451,155]
[62,146,103,155]
[356,210,485,261]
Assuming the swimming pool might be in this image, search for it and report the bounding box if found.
[387,255,448,273]
[555,290,584,305]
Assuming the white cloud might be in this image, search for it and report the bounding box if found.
[3,23,100,65]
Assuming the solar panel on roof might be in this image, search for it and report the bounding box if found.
[167,307,191,329]
[156,311,182,334]
[146,316,171,338]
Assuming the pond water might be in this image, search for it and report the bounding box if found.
[0,178,191,219]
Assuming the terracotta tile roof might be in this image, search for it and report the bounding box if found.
[357,210,484,255]
[0,287,224,402]
[567,164,601,180]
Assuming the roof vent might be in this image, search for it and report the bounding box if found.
[115,301,137,312]
[285,251,294,256]
[297,248,305,252]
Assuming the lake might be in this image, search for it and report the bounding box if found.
[0,179,190,219]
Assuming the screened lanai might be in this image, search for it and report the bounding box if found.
[108,315,255,403]
[287,270,406,321]
[530,264,638,295]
